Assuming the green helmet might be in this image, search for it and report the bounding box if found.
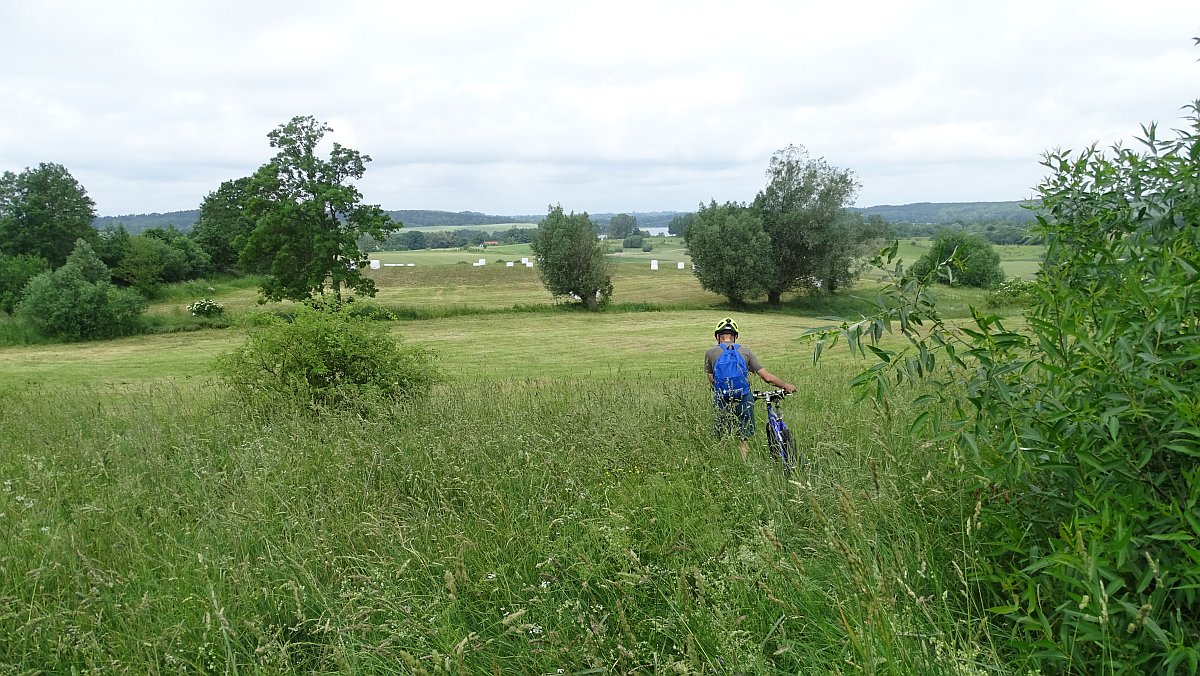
[714,317,739,336]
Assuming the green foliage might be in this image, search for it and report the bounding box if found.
[0,253,49,314]
[0,163,97,268]
[93,224,132,268]
[114,236,171,297]
[683,201,773,305]
[889,220,1036,245]
[17,240,146,341]
[217,301,438,411]
[238,116,397,302]
[529,205,612,310]
[752,145,866,303]
[667,212,694,237]
[811,101,1200,673]
[910,230,1005,289]
[192,177,260,273]
[858,201,1039,227]
[621,232,644,249]
[607,212,638,239]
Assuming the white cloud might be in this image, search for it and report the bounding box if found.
[1,0,1197,215]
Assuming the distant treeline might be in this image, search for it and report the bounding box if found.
[374,227,538,251]
[386,210,539,227]
[91,202,1043,243]
[853,200,1039,224]
[93,210,201,234]
[852,201,1042,245]
[91,209,689,234]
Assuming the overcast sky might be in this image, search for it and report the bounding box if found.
[2,1,1197,217]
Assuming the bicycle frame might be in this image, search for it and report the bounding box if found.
[754,389,796,469]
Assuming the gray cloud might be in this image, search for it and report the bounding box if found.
[2,0,1196,216]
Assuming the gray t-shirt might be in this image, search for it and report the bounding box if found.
[704,343,763,378]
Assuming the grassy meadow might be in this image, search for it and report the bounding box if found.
[0,243,1034,673]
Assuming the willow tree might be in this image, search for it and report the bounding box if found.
[530,205,612,310]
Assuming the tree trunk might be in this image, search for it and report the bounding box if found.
[767,290,781,306]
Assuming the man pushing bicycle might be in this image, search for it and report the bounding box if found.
[704,317,796,460]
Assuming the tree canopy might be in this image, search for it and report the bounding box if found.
[0,163,97,267]
[752,145,864,303]
[192,177,261,274]
[606,213,638,239]
[530,205,612,310]
[238,116,397,302]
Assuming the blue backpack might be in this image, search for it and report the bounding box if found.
[713,343,751,398]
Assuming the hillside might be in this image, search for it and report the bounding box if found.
[90,201,1040,234]
[92,210,201,233]
[853,200,1040,224]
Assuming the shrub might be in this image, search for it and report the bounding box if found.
[16,241,146,341]
[186,298,225,317]
[909,230,1004,288]
[622,233,644,249]
[217,302,438,411]
[984,276,1036,308]
[816,100,1200,672]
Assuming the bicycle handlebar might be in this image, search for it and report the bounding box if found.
[753,389,792,402]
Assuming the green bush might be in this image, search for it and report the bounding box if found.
[217,302,438,410]
[963,107,1200,672]
[818,101,1200,673]
[984,276,1036,308]
[622,233,644,249]
[0,253,49,314]
[16,241,147,341]
[909,230,1004,288]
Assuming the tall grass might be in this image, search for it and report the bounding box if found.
[0,367,998,672]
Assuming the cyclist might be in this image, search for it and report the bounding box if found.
[704,317,797,459]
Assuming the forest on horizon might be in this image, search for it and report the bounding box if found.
[91,200,1038,234]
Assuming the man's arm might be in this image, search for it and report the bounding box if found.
[756,368,797,393]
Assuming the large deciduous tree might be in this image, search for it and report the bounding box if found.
[530,205,612,310]
[239,116,396,302]
[752,145,862,303]
[0,163,97,268]
[684,201,773,306]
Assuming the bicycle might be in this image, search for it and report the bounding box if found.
[753,389,798,470]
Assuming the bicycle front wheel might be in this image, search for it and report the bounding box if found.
[769,425,798,472]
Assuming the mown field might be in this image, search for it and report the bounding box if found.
[0,246,1032,673]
